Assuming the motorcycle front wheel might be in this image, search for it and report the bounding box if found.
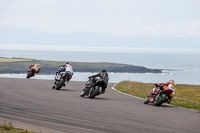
[55,79,65,90]
[26,71,34,79]
[88,86,100,99]
[144,96,149,104]
[80,90,85,97]
[154,94,167,106]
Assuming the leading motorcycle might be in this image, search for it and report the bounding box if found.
[26,66,36,79]
[144,83,174,106]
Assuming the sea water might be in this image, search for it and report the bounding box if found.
[0,49,200,84]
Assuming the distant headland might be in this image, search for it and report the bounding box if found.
[0,57,163,74]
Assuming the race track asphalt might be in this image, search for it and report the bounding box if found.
[0,78,199,133]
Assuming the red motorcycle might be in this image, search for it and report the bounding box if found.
[26,66,36,79]
[144,83,175,106]
[26,64,40,79]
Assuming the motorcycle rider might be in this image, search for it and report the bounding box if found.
[163,79,176,103]
[52,62,73,89]
[89,69,109,94]
[151,79,176,104]
[28,64,40,74]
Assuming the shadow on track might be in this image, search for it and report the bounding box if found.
[80,97,112,101]
[53,89,75,91]
[144,103,176,108]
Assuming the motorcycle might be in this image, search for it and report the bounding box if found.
[144,83,174,106]
[80,77,101,98]
[26,66,35,79]
[53,71,69,90]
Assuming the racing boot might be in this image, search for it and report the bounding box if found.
[63,83,66,87]
[167,99,171,104]
[100,88,105,94]
[167,95,173,104]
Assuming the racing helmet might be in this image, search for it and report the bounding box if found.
[101,69,107,72]
[66,62,69,64]
[37,64,40,67]
[168,79,174,84]
[168,79,176,87]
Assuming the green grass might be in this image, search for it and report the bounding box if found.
[115,81,200,111]
[0,122,41,133]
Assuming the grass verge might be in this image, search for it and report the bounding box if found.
[115,81,200,111]
[0,122,41,133]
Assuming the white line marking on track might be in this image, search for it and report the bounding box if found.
[111,84,144,100]
[111,83,200,113]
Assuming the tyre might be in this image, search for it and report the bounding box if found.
[89,86,100,99]
[154,94,167,106]
[26,72,34,79]
[80,90,85,97]
[144,96,149,104]
[55,79,65,90]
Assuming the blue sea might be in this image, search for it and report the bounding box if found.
[0,49,200,85]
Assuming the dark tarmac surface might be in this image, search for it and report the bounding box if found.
[0,78,199,133]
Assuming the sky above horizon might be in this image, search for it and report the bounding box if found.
[0,0,200,50]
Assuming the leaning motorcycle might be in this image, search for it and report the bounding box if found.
[80,77,101,99]
[26,67,35,79]
[144,83,174,106]
[53,71,68,90]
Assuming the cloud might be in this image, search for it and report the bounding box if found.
[1,12,199,37]
[0,0,200,48]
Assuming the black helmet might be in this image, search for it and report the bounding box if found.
[66,62,69,64]
[101,69,107,72]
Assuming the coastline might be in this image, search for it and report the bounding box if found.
[0,57,163,74]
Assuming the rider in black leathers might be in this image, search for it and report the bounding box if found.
[89,69,109,94]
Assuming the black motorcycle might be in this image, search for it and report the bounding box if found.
[53,71,68,90]
[80,77,102,98]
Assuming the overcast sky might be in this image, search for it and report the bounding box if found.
[0,0,200,51]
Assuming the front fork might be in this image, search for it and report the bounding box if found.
[155,93,161,100]
[155,92,169,102]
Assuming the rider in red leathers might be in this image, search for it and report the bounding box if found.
[162,79,176,103]
[29,64,40,74]
[148,79,176,104]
